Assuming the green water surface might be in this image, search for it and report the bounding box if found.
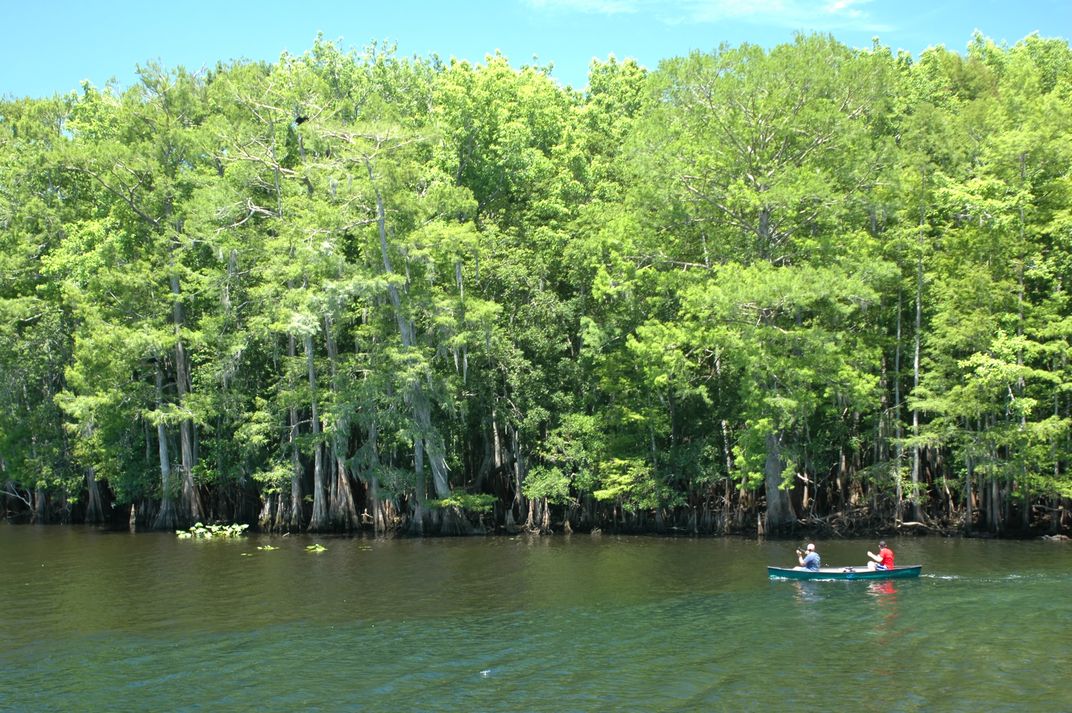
[1,525,1070,712]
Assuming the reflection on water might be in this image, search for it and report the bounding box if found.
[867,580,897,597]
[867,580,899,645]
[788,579,897,606]
[791,580,826,603]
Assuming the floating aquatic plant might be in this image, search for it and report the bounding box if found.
[176,522,249,539]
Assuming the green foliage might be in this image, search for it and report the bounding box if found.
[177,522,249,539]
[428,493,496,513]
[3,32,1072,535]
[593,458,684,512]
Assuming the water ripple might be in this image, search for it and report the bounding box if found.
[2,528,1071,712]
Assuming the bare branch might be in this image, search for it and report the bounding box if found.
[64,164,160,229]
[1,483,32,509]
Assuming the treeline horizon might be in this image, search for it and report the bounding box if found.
[2,32,1071,537]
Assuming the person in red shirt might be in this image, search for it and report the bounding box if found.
[867,540,895,570]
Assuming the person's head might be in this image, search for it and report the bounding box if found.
[878,540,886,548]
[806,543,815,552]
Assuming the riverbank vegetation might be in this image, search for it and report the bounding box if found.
[2,33,1071,537]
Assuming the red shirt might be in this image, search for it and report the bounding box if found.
[879,547,895,568]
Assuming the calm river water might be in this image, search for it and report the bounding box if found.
[1,524,1070,712]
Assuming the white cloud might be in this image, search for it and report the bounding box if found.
[524,0,892,32]
[672,0,891,31]
[825,0,861,12]
[524,0,644,14]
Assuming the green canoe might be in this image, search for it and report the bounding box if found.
[767,565,923,581]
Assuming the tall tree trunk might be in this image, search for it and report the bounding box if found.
[31,486,47,524]
[81,423,106,524]
[366,420,387,536]
[512,424,526,527]
[893,289,905,522]
[29,435,46,522]
[287,334,304,530]
[170,272,203,525]
[369,475,384,534]
[152,360,178,530]
[411,434,426,536]
[965,445,974,531]
[413,390,451,500]
[324,314,359,530]
[258,491,277,531]
[910,167,926,523]
[305,333,328,531]
[1016,160,1029,532]
[764,431,792,532]
[331,436,359,531]
[84,465,105,524]
[366,157,452,506]
[911,240,924,521]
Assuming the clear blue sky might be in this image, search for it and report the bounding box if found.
[3,0,1069,97]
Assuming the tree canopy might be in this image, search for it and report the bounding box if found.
[2,33,1071,537]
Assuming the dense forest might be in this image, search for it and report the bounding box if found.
[2,32,1071,537]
